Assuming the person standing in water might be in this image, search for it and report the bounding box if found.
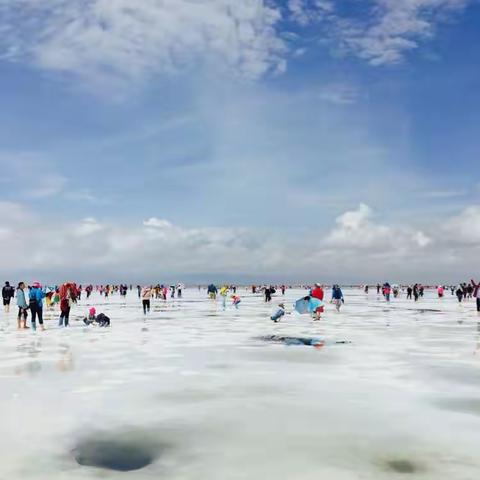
[413,284,420,302]
[264,286,272,303]
[141,286,153,315]
[331,285,344,312]
[456,285,464,303]
[29,282,45,331]
[16,282,28,329]
[2,281,15,313]
[207,284,217,300]
[311,283,325,320]
[59,283,76,327]
[407,285,413,299]
[220,285,229,309]
[471,279,480,312]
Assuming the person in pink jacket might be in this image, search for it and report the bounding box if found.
[471,280,480,312]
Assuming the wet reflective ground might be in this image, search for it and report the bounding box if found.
[1,288,479,479]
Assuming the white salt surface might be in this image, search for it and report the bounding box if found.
[1,288,480,479]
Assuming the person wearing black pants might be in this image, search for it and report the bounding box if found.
[29,282,45,331]
[141,286,153,315]
[471,280,480,312]
[59,306,71,327]
[30,302,44,331]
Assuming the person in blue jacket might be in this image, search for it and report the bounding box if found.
[29,282,45,331]
[331,285,344,312]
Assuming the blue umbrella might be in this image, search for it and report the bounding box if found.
[294,296,324,315]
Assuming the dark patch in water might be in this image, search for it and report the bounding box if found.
[257,335,350,347]
[74,435,159,472]
[383,459,421,474]
[259,335,323,346]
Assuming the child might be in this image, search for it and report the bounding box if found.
[271,303,286,323]
[83,308,110,327]
[83,307,97,325]
[231,295,241,309]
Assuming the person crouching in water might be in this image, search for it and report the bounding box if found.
[83,308,110,327]
[271,303,286,323]
[231,295,241,309]
[331,285,344,312]
[16,282,28,329]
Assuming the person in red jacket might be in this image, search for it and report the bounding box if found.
[311,283,325,320]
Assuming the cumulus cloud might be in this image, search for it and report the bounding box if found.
[324,203,432,251]
[0,201,477,283]
[0,0,286,88]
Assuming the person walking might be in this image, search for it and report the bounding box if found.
[29,282,45,331]
[59,283,76,327]
[456,285,464,303]
[2,281,15,313]
[16,282,28,329]
[331,285,344,312]
[141,286,153,314]
[471,279,480,312]
[406,285,413,300]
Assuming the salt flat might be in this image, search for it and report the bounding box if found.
[0,287,479,479]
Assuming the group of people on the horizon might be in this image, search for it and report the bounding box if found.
[2,279,479,332]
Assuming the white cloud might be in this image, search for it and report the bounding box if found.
[74,217,103,236]
[324,203,432,251]
[143,218,173,229]
[0,0,286,88]
[0,201,478,283]
[285,0,471,66]
[442,205,480,245]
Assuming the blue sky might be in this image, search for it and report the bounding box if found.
[0,0,479,283]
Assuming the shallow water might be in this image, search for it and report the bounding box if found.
[1,288,480,479]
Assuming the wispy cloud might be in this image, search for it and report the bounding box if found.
[318,83,360,104]
[287,0,472,66]
[0,0,286,90]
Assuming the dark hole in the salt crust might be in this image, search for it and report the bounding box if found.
[74,439,156,472]
[384,459,419,474]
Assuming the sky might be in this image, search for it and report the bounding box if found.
[0,0,479,284]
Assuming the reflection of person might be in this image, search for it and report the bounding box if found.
[57,346,74,372]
